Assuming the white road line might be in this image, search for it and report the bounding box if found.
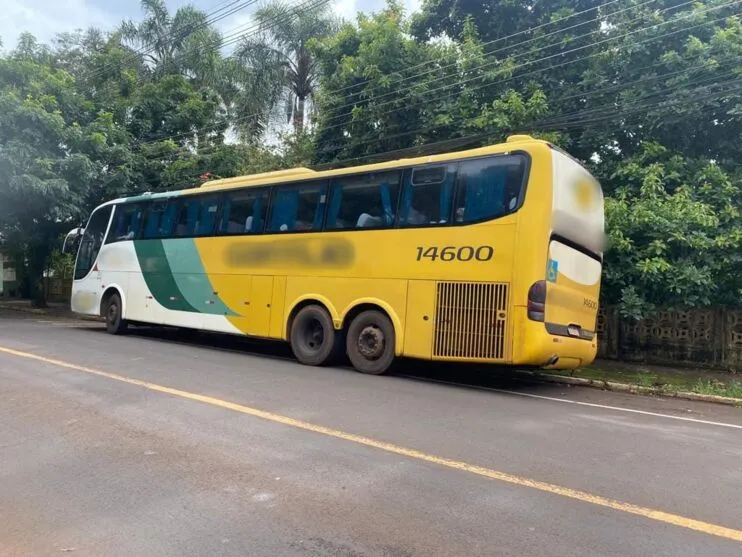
[399,375,742,430]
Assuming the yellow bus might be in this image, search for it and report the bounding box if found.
[67,135,604,375]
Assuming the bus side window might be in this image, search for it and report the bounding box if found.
[172,195,219,237]
[174,200,195,237]
[219,189,269,235]
[106,203,144,243]
[194,196,219,236]
[267,182,327,233]
[454,155,528,224]
[160,202,178,236]
[399,165,456,227]
[326,171,401,230]
[143,201,171,239]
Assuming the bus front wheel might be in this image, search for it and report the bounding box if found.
[290,305,343,367]
[346,310,395,375]
[104,293,128,335]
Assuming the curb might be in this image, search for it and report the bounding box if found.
[516,370,742,407]
[0,304,102,322]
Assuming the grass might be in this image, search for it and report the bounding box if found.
[633,372,656,388]
[691,379,742,399]
[545,360,742,400]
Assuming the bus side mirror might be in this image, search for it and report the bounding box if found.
[62,227,84,255]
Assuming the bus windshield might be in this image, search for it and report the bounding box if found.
[73,206,112,280]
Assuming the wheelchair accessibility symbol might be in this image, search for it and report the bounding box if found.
[547,259,559,283]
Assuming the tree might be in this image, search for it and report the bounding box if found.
[410,0,604,45]
[52,28,146,124]
[0,43,131,305]
[603,143,742,318]
[564,2,742,316]
[120,0,223,84]
[235,0,340,135]
[311,3,552,164]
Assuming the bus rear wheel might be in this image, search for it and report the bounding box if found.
[290,305,343,367]
[104,292,128,335]
[346,310,395,375]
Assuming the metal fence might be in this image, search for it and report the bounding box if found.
[44,278,73,303]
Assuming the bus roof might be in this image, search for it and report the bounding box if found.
[199,167,318,188]
[104,135,558,207]
[193,135,547,195]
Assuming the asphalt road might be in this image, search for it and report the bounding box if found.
[1,312,741,557]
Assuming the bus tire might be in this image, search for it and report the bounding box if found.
[290,305,342,367]
[104,292,128,335]
[346,310,395,375]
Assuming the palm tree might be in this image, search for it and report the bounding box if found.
[120,0,222,84]
[235,1,339,134]
[120,0,282,144]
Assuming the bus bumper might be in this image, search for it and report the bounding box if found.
[515,318,598,370]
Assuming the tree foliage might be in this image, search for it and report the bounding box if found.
[604,144,742,318]
[0,46,130,303]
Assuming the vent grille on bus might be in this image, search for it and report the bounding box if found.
[433,282,509,360]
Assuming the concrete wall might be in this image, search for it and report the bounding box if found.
[597,306,742,370]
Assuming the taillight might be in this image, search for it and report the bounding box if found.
[527,280,546,322]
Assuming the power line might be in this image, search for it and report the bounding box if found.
[127,0,641,144]
[136,42,742,168]
[215,0,329,48]
[152,61,742,173]
[83,0,259,83]
[125,2,740,163]
[84,0,328,87]
[198,0,729,144]
[205,0,255,24]
[95,0,333,150]
[119,0,694,152]
[331,0,629,99]
[310,76,742,162]
[305,7,740,145]
[172,76,742,184]
[541,77,742,129]
[535,84,742,140]
[300,52,742,146]
[318,0,734,128]
[156,0,641,142]
[174,74,742,180]
[285,48,742,139]
[310,79,742,170]
[318,0,662,123]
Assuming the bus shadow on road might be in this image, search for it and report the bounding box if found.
[394,359,556,394]
[120,324,296,361]
[89,324,562,396]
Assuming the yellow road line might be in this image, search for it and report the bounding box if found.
[2,344,741,543]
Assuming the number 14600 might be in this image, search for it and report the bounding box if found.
[415,245,494,262]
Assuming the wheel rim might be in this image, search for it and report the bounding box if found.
[357,325,384,360]
[301,318,325,353]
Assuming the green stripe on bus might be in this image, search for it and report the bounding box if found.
[161,239,238,316]
[133,240,198,313]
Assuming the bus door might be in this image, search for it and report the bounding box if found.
[70,206,113,314]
